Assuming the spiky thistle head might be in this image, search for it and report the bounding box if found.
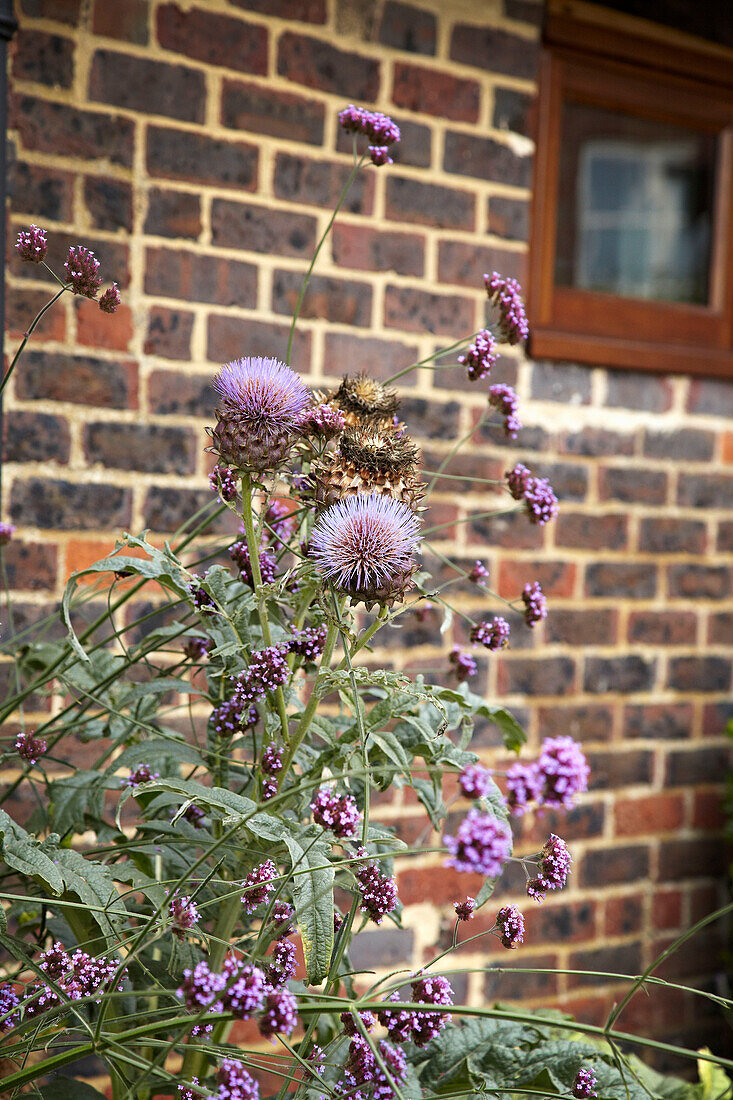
[310,492,421,608]
[338,425,418,476]
[209,356,310,474]
[327,373,400,427]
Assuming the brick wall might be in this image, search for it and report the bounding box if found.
[4,0,732,1064]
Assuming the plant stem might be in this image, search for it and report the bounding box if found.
[0,285,67,399]
[279,617,340,778]
[383,334,474,385]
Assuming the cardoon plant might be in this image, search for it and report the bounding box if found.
[0,103,730,1100]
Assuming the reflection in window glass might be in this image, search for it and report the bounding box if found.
[555,101,717,304]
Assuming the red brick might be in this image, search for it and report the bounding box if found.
[8,160,74,222]
[76,299,134,352]
[487,195,529,241]
[643,428,714,462]
[379,1,436,54]
[273,270,372,327]
[497,656,575,696]
[623,703,693,740]
[568,942,642,988]
[530,360,591,404]
[692,790,724,830]
[491,953,560,998]
[322,333,419,384]
[468,508,544,551]
[385,175,475,230]
[332,223,424,277]
[4,410,70,463]
[497,559,575,598]
[687,378,733,417]
[545,609,619,646]
[147,370,212,416]
[6,287,66,342]
[627,610,698,646]
[559,428,634,457]
[580,845,650,887]
[584,656,656,694]
[555,512,628,551]
[231,0,326,20]
[277,32,379,99]
[400,396,461,438]
[606,371,673,413]
[523,899,597,944]
[588,749,653,790]
[658,838,726,881]
[13,29,74,88]
[84,176,133,232]
[89,49,205,122]
[392,60,480,121]
[144,189,202,240]
[666,657,730,693]
[678,471,733,509]
[444,130,532,187]
[586,561,657,599]
[398,864,483,907]
[709,611,733,645]
[723,431,733,464]
[207,315,311,374]
[604,894,643,936]
[274,153,374,214]
[12,94,134,167]
[667,564,730,600]
[494,86,533,136]
[84,422,197,475]
[614,793,684,837]
[599,467,668,505]
[221,79,324,144]
[92,0,149,44]
[652,889,682,930]
[144,306,194,360]
[384,285,474,335]
[157,5,268,74]
[145,247,257,308]
[147,125,258,190]
[2,540,58,591]
[638,517,706,555]
[666,745,729,786]
[16,351,138,409]
[537,703,614,742]
[450,22,538,80]
[19,0,81,22]
[10,477,132,531]
[438,240,525,287]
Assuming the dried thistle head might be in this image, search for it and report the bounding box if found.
[338,426,419,477]
[326,373,400,427]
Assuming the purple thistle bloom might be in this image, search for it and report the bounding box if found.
[449,646,477,682]
[64,245,103,299]
[444,809,512,877]
[262,743,283,775]
[484,271,529,345]
[458,329,499,381]
[311,787,360,838]
[0,522,16,546]
[183,636,211,661]
[341,1009,377,1036]
[471,616,510,651]
[354,849,399,924]
[459,763,493,799]
[505,761,544,816]
[288,624,328,662]
[124,763,160,787]
[98,282,120,314]
[259,986,298,1038]
[310,493,421,606]
[229,533,277,588]
[522,581,547,626]
[266,939,297,988]
[210,465,239,503]
[573,1067,598,1098]
[234,645,290,703]
[488,383,522,437]
[537,736,589,810]
[506,462,533,501]
[496,904,525,949]
[298,401,346,440]
[221,956,267,1018]
[469,559,490,585]
[270,901,295,937]
[169,895,199,937]
[15,729,47,765]
[16,224,47,263]
[241,859,278,913]
[214,1058,260,1100]
[454,896,476,921]
[0,983,20,1031]
[177,959,226,1011]
[410,973,454,1046]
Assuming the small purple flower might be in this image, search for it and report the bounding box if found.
[211,696,256,740]
[488,383,522,437]
[16,224,47,263]
[288,625,328,662]
[188,574,216,615]
[506,463,533,501]
[15,729,47,765]
[262,743,283,775]
[339,104,401,150]
[298,402,346,440]
[537,736,589,810]
[169,895,199,938]
[64,245,102,299]
[378,991,414,1043]
[0,523,16,546]
[368,144,392,166]
[459,763,492,799]
[505,464,558,525]
[345,1035,407,1097]
[235,645,290,703]
[259,987,298,1038]
[484,271,529,345]
[180,803,205,828]
[270,901,295,937]
[311,787,360,838]
[241,859,278,913]
[221,956,267,1018]
[496,904,525,949]
[177,1079,199,1100]
[230,533,277,588]
[266,939,297,988]
[454,897,476,921]
[471,617,510,651]
[354,849,399,924]
[210,464,239,503]
[98,282,120,314]
[537,833,572,891]
[444,810,512,877]
[449,646,477,682]
[522,581,547,626]
[505,761,544,816]
[341,1009,377,1036]
[124,763,160,787]
[410,973,454,1046]
[469,560,490,585]
[0,983,20,1031]
[177,959,226,1011]
[573,1067,598,1098]
[215,1058,260,1100]
[458,329,499,381]
[262,775,278,801]
[183,636,211,661]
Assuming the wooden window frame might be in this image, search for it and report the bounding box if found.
[528,1,733,378]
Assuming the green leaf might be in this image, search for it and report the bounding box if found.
[284,836,334,985]
[40,1079,109,1099]
[47,846,125,941]
[48,771,105,836]
[0,810,63,894]
[125,777,283,842]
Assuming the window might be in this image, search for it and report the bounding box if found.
[528,0,733,377]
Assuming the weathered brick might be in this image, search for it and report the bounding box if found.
[443,130,532,186]
[469,508,544,551]
[1,541,57,591]
[666,746,729,787]
[559,428,634,457]
[157,5,267,74]
[13,95,134,167]
[13,29,74,87]
[212,199,316,259]
[627,610,697,646]
[537,703,614,742]
[399,397,461,439]
[651,889,682,930]
[555,512,628,551]
[639,517,707,555]
[89,49,205,122]
[144,306,194,360]
[322,333,418,383]
[523,901,596,945]
[493,86,532,136]
[580,844,650,887]
[148,370,213,416]
[7,159,74,222]
[385,176,475,231]
[614,793,684,837]
[530,361,591,404]
[230,0,325,19]
[349,928,414,970]
[491,953,560,998]
[378,1,436,54]
[392,61,480,122]
[624,703,693,741]
[84,176,133,232]
[600,467,668,505]
[692,790,725,831]
[687,378,733,417]
[667,657,730,693]
[277,32,379,99]
[678,472,733,509]
[144,189,201,239]
[207,315,311,373]
[643,428,715,462]
[16,351,138,409]
[709,611,733,646]
[588,749,653,790]
[568,943,642,987]
[384,285,474,335]
[478,422,550,452]
[524,801,605,844]
[221,79,324,144]
[92,0,149,44]
[532,461,588,502]
[19,0,81,22]
[605,371,673,412]
[438,240,525,287]
[3,410,70,463]
[274,153,373,214]
[273,270,372,327]
[450,23,538,80]
[143,487,234,534]
[147,125,258,190]
[84,422,197,475]
[584,656,656,694]
[398,864,483,907]
[10,478,132,531]
[331,223,424,277]
[667,564,730,600]
[497,656,575,695]
[145,248,257,308]
[659,838,726,881]
[497,559,575,598]
[487,195,529,241]
[605,895,644,937]
[545,609,618,646]
[585,562,657,599]
[505,0,543,24]
[7,287,65,341]
[76,299,134,352]
[718,520,733,551]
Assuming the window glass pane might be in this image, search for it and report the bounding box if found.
[555,100,718,304]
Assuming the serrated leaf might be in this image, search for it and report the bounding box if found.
[0,810,63,893]
[125,777,283,842]
[48,771,105,836]
[48,847,125,940]
[284,836,334,984]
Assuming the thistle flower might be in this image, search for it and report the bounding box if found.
[458,329,498,381]
[325,373,400,428]
[98,282,120,314]
[484,271,529,345]
[471,616,510,650]
[210,356,310,474]
[169,895,199,938]
[15,729,47,765]
[573,1067,598,1098]
[444,810,512,877]
[310,492,421,609]
[16,224,47,263]
[64,245,103,298]
[496,904,525,948]
[488,383,522,437]
[459,763,492,799]
[310,787,360,838]
[0,522,16,546]
[354,848,399,924]
[522,581,547,626]
[241,859,278,913]
[454,897,476,921]
[312,424,423,509]
[449,646,477,682]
